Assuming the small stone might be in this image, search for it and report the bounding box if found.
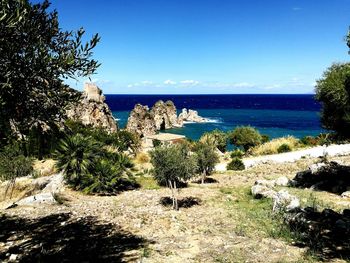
[341,191,350,198]
[251,185,277,199]
[254,179,276,188]
[9,254,18,262]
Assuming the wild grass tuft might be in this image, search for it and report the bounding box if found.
[250,136,300,156]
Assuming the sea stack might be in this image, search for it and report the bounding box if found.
[66,83,118,133]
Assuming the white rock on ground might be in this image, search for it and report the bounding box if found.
[255,179,276,188]
[251,185,277,199]
[275,176,290,186]
[273,190,300,212]
[341,191,350,198]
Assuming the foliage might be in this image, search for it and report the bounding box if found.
[135,152,150,164]
[152,139,162,148]
[250,136,299,156]
[0,143,33,198]
[277,143,292,153]
[193,142,219,183]
[230,149,244,158]
[0,0,100,142]
[228,126,262,151]
[54,133,136,194]
[150,144,197,209]
[200,129,228,152]
[315,63,350,137]
[226,157,245,171]
[261,134,270,143]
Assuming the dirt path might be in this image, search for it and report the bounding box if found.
[216,143,350,171]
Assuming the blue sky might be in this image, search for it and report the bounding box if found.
[51,0,350,94]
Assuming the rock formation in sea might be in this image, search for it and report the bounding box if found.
[178,108,209,123]
[66,83,118,133]
[126,104,157,137]
[126,100,207,137]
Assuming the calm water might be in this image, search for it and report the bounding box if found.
[106,94,323,140]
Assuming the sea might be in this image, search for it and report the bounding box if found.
[106,94,324,141]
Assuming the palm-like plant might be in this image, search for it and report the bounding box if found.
[55,134,101,188]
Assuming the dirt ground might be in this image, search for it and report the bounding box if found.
[1,156,350,262]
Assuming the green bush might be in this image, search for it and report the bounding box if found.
[150,144,197,210]
[230,149,244,158]
[261,134,270,143]
[200,129,228,152]
[300,136,318,146]
[315,63,350,137]
[54,133,136,194]
[228,126,262,151]
[277,143,292,153]
[193,142,219,183]
[0,144,33,198]
[226,157,245,171]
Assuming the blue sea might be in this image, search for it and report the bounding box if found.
[106,94,324,140]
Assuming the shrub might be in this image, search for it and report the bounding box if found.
[150,144,197,210]
[250,136,299,156]
[277,143,292,153]
[152,139,162,147]
[300,136,319,146]
[315,63,350,137]
[135,152,150,164]
[226,157,245,171]
[0,144,33,198]
[228,126,262,151]
[200,129,228,152]
[261,134,270,143]
[193,142,219,183]
[230,149,244,158]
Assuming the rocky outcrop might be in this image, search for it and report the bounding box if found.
[126,104,157,137]
[66,83,118,133]
[126,100,208,137]
[178,108,209,123]
[150,100,183,130]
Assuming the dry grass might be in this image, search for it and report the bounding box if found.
[250,136,300,156]
[134,152,150,164]
[33,159,57,177]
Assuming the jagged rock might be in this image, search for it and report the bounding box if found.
[126,104,157,137]
[273,190,300,212]
[178,108,209,123]
[150,100,182,130]
[251,185,277,199]
[275,176,290,186]
[66,83,118,133]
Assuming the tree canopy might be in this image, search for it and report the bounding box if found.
[0,0,100,142]
[315,63,350,136]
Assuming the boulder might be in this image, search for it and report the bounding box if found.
[275,176,290,186]
[66,83,118,133]
[251,185,277,199]
[272,190,300,212]
[255,179,276,188]
[150,100,182,129]
[341,191,350,198]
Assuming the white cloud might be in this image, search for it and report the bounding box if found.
[164,79,176,85]
[180,80,200,86]
[141,80,153,85]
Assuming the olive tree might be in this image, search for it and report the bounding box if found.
[199,129,228,152]
[315,63,350,137]
[193,142,219,184]
[0,0,100,143]
[228,126,262,151]
[150,144,197,210]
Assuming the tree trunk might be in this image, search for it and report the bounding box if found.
[173,180,178,211]
[168,179,175,210]
[201,171,205,184]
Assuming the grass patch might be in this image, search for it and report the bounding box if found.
[250,136,300,156]
[135,176,160,190]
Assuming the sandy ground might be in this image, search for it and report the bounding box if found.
[216,143,350,171]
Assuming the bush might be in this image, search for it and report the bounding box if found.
[230,149,244,158]
[250,136,299,156]
[200,129,228,152]
[0,144,33,198]
[135,152,150,164]
[261,134,270,143]
[54,133,135,194]
[150,144,197,210]
[277,143,292,153]
[228,126,262,151]
[226,157,245,171]
[315,63,350,137]
[300,136,319,146]
[193,142,219,183]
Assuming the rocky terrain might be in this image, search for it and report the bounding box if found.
[1,155,350,262]
[126,100,208,137]
[66,83,118,133]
